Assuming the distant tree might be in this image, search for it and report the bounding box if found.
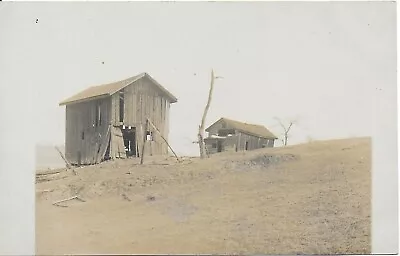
[274,117,297,146]
[196,69,223,159]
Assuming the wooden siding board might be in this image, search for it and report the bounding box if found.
[121,77,171,157]
[110,126,127,159]
[64,97,112,165]
[205,130,276,156]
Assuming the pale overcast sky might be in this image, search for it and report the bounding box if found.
[0,1,396,156]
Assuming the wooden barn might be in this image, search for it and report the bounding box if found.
[204,117,277,155]
[59,72,177,166]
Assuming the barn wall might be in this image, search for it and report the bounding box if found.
[205,135,238,155]
[110,76,172,156]
[224,135,239,152]
[205,132,266,153]
[65,97,112,165]
[237,132,275,151]
[237,132,261,151]
[204,138,219,155]
[206,119,276,152]
[206,119,227,136]
[204,130,275,156]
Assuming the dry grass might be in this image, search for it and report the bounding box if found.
[36,137,371,254]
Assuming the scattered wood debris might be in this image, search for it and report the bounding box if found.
[122,194,131,201]
[52,195,86,207]
[36,174,68,184]
[36,170,62,176]
[146,195,156,201]
[36,189,54,193]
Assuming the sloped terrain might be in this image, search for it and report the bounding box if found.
[36,137,371,254]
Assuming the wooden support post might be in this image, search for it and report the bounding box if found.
[147,118,180,162]
[55,146,76,175]
[140,119,149,165]
[55,146,71,169]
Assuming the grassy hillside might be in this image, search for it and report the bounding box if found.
[36,137,371,254]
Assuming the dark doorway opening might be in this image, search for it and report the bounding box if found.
[122,127,136,157]
[217,141,223,152]
[245,141,249,150]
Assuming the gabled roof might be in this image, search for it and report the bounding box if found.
[206,117,278,139]
[59,72,178,106]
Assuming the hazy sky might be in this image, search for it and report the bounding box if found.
[0,1,396,156]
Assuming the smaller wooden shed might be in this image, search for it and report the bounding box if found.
[204,117,277,155]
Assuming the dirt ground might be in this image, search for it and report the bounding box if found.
[36,137,371,255]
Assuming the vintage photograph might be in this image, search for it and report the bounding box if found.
[21,1,396,254]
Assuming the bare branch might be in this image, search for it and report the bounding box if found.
[274,118,297,146]
[286,122,294,134]
[274,117,287,133]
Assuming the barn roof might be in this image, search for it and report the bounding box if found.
[59,72,178,106]
[206,117,278,139]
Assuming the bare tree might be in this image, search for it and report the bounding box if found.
[274,117,296,146]
[197,69,223,159]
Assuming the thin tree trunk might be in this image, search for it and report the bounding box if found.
[198,70,215,159]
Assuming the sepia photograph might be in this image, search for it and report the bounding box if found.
[0,1,397,255]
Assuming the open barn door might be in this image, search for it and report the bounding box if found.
[94,125,112,164]
[110,126,127,159]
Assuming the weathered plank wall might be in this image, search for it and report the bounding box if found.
[206,120,227,136]
[206,119,276,152]
[205,136,237,155]
[65,98,112,165]
[205,132,274,155]
[204,138,219,155]
[236,132,274,151]
[65,76,173,163]
[223,136,238,152]
[111,76,171,157]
